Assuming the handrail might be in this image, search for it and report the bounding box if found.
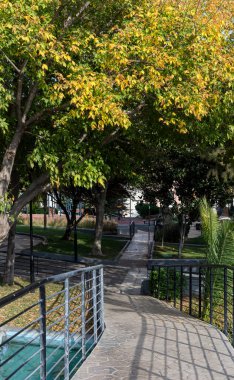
[148,262,234,346]
[0,264,103,308]
[148,260,234,270]
[0,265,105,379]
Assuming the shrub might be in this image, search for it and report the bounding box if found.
[154,223,180,243]
[17,214,117,233]
[149,267,182,300]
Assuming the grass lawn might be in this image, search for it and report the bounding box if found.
[16,225,127,260]
[154,243,206,259]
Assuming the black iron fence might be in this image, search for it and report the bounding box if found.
[148,263,234,346]
[0,265,104,379]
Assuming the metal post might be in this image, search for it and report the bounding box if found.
[39,285,46,380]
[180,266,183,311]
[29,200,35,283]
[129,197,132,225]
[166,267,169,301]
[199,267,202,318]
[173,267,176,307]
[100,267,105,333]
[224,267,228,336]
[64,278,70,380]
[232,269,234,347]
[189,266,192,315]
[74,222,78,263]
[81,272,86,361]
[157,266,161,299]
[93,270,98,344]
[148,203,151,247]
[209,268,213,325]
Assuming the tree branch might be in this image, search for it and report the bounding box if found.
[25,101,70,126]
[0,49,20,73]
[102,128,120,146]
[22,84,38,124]
[10,173,50,217]
[63,2,90,29]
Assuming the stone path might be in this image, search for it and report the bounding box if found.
[73,230,234,380]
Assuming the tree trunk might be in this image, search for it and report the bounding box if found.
[52,188,78,241]
[43,193,47,229]
[178,216,186,258]
[0,125,24,198]
[62,218,74,240]
[0,214,11,246]
[92,185,107,256]
[0,174,50,244]
[3,222,17,285]
[161,212,165,247]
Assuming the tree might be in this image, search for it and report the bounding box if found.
[0,0,137,244]
[135,202,159,219]
[52,186,88,241]
[1,0,233,257]
[138,144,234,255]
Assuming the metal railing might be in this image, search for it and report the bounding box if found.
[0,265,104,379]
[148,263,234,346]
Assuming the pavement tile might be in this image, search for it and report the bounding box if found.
[72,231,234,380]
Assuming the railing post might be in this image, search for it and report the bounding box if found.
[81,272,86,361]
[157,266,161,299]
[166,267,169,301]
[189,266,192,316]
[209,267,213,325]
[224,267,228,336]
[173,267,176,308]
[39,285,46,380]
[199,266,202,319]
[100,267,105,334]
[64,278,70,380]
[232,269,234,347]
[180,266,183,312]
[93,270,98,344]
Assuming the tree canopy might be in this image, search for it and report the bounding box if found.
[0,0,233,244]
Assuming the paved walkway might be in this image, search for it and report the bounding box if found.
[74,230,234,380]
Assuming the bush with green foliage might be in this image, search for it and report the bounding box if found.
[135,202,159,218]
[149,267,183,300]
[154,223,180,243]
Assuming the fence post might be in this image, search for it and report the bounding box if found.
[157,266,161,299]
[64,278,70,380]
[199,267,202,319]
[166,267,169,302]
[224,267,228,335]
[189,266,192,316]
[39,285,46,380]
[209,267,213,325]
[232,270,234,347]
[93,270,98,344]
[180,266,183,312]
[81,272,86,361]
[173,267,176,308]
[100,267,105,334]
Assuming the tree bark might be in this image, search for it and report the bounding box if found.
[3,222,17,285]
[178,214,186,258]
[0,125,24,198]
[52,188,79,241]
[43,193,47,229]
[92,185,107,256]
[0,174,50,244]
